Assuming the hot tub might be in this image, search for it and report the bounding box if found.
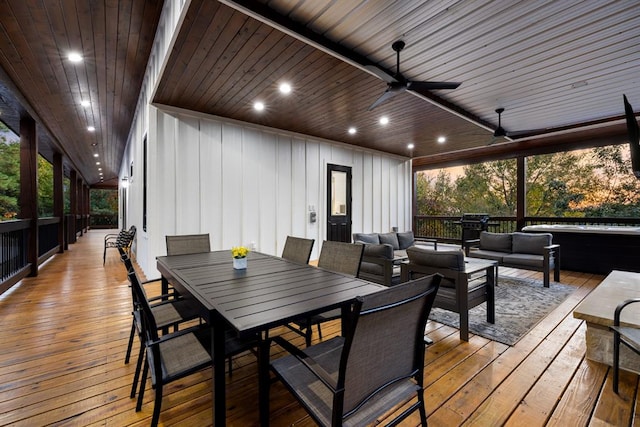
[522,224,640,274]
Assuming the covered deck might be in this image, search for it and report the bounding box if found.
[0,230,636,426]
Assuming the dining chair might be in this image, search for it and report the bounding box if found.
[281,235,315,264]
[129,268,258,427]
[120,251,201,399]
[289,241,364,346]
[611,298,640,393]
[271,274,441,427]
[165,233,210,255]
[103,225,136,264]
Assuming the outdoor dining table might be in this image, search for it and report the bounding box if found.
[156,250,385,427]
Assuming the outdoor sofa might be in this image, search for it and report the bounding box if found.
[464,231,560,287]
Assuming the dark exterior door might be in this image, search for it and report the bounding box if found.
[326,164,352,242]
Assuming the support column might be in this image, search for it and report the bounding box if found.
[53,152,64,253]
[19,116,38,276]
[516,156,526,231]
[69,170,77,243]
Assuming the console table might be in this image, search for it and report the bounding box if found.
[573,270,640,373]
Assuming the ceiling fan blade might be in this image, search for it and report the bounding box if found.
[364,64,398,84]
[367,86,405,111]
[407,80,461,92]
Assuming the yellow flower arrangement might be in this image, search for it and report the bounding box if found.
[231,246,249,259]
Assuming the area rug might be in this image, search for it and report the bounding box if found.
[428,277,575,346]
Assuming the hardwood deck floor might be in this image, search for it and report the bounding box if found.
[0,230,638,426]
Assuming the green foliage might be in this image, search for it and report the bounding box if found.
[90,189,118,214]
[38,155,54,217]
[0,139,20,219]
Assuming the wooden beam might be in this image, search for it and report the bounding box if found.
[53,152,64,253]
[19,115,38,276]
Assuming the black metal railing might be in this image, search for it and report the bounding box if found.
[90,213,117,228]
[414,215,640,245]
[37,217,60,257]
[0,219,30,284]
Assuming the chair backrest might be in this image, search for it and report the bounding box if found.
[166,234,211,256]
[338,274,441,419]
[317,241,364,277]
[406,247,465,271]
[127,269,159,341]
[281,236,315,264]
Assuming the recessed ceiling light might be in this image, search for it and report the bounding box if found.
[407,143,415,149]
[348,127,357,135]
[96,162,100,165]
[91,142,98,146]
[80,100,90,107]
[68,52,83,63]
[87,126,95,132]
[437,136,446,144]
[254,101,265,111]
[379,116,389,125]
[93,153,99,157]
[98,167,102,171]
[279,83,292,94]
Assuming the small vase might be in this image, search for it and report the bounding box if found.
[233,257,247,270]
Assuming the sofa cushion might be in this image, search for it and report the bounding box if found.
[379,232,400,250]
[353,233,380,244]
[512,232,552,255]
[466,249,506,263]
[479,231,512,253]
[396,231,415,250]
[406,246,465,271]
[503,253,544,268]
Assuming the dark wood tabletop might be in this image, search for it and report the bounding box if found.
[156,250,385,426]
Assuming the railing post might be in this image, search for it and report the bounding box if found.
[19,116,38,276]
[516,157,526,231]
[53,152,64,253]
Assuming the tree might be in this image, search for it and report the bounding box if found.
[526,152,594,217]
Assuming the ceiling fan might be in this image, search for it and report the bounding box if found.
[366,40,461,111]
[486,107,543,145]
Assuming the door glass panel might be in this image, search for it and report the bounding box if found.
[331,171,347,216]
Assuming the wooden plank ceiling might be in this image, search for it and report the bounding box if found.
[0,1,163,186]
[0,0,638,185]
[156,0,639,165]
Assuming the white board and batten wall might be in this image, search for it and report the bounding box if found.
[131,105,412,278]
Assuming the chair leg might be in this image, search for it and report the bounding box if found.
[103,247,107,265]
[417,389,428,426]
[151,382,163,427]
[136,359,149,411]
[125,320,136,364]
[613,331,621,394]
[131,345,145,398]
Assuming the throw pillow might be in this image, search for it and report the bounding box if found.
[352,233,380,244]
[379,232,400,250]
[512,232,552,255]
[479,231,512,253]
[396,231,415,250]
